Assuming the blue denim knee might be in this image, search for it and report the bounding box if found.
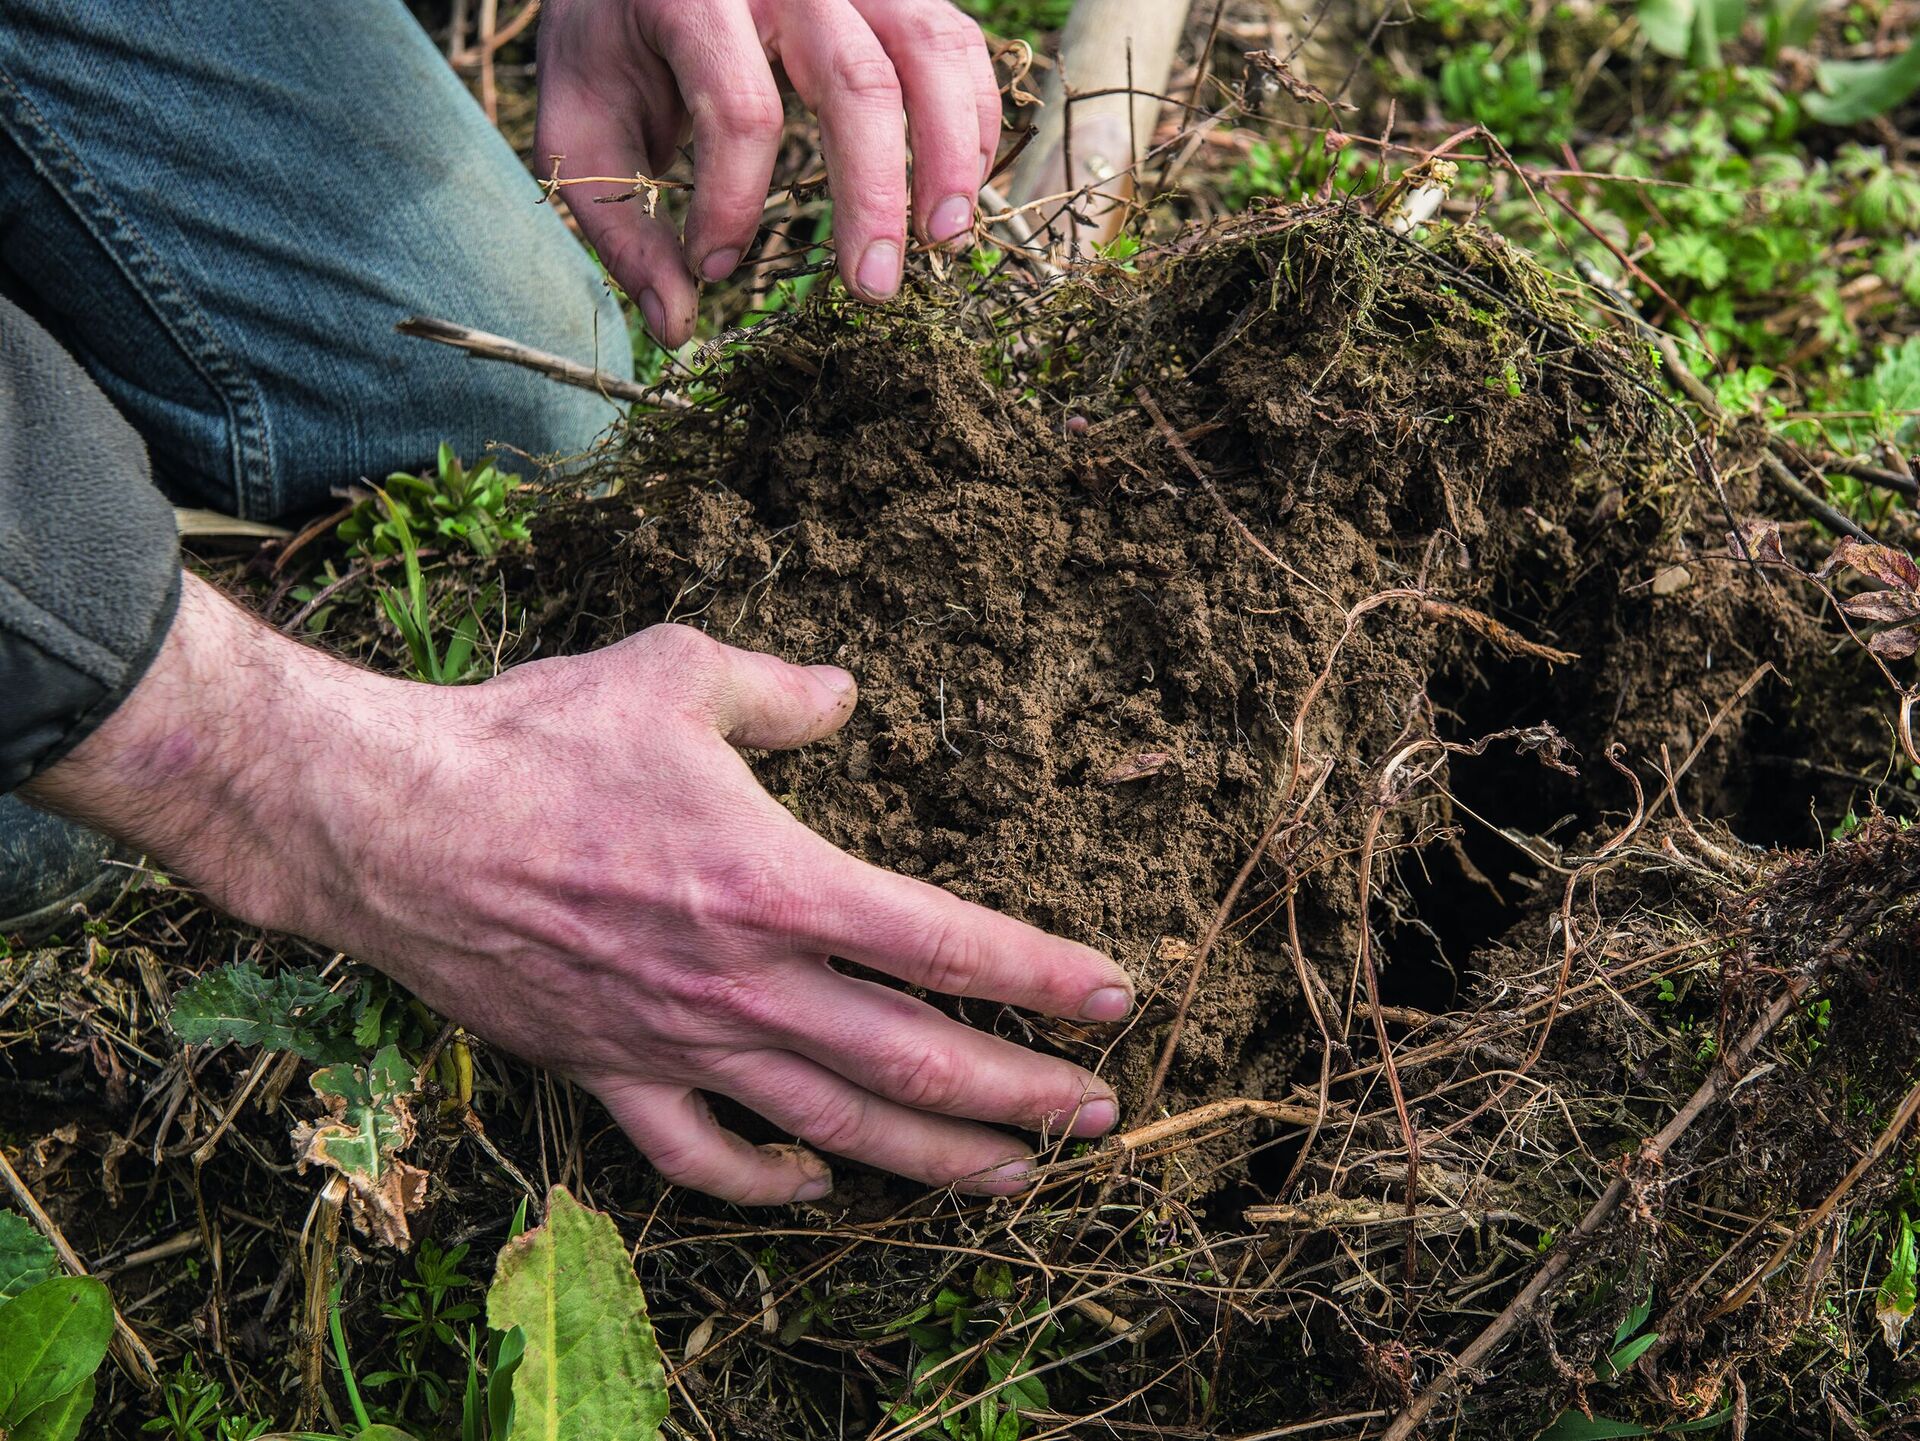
[0,0,630,519]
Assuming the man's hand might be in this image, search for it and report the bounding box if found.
[25,577,1130,1204]
[536,0,1003,345]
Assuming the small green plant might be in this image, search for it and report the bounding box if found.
[364,1239,482,1420]
[876,1262,1074,1441]
[1536,1290,1730,1437]
[142,1357,272,1441]
[953,0,1072,40]
[372,500,487,686]
[170,960,358,1063]
[1878,1212,1919,1350]
[339,444,529,561]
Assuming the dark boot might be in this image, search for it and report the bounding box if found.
[0,795,119,939]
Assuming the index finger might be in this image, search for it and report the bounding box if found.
[800,838,1135,1020]
[642,1,788,283]
[770,0,911,300]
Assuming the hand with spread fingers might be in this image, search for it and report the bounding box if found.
[536,0,1003,345]
[27,577,1130,1204]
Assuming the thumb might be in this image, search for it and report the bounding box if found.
[712,643,858,751]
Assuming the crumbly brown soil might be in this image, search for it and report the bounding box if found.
[531,209,1863,1148]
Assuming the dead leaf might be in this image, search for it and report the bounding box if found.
[1869,627,1920,660]
[1839,591,1920,624]
[1100,751,1174,784]
[1826,536,1920,590]
[1728,520,1786,567]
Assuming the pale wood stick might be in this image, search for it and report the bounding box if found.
[396,314,687,408]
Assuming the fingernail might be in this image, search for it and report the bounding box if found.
[929,195,974,244]
[796,1175,833,1202]
[856,241,902,299]
[638,288,667,344]
[808,663,856,701]
[700,247,741,283]
[1081,986,1133,1022]
[975,1158,1034,1193]
[1073,1096,1118,1136]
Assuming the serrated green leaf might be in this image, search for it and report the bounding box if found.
[9,1374,95,1441]
[0,1210,57,1303]
[1806,43,1920,126]
[485,1187,668,1441]
[0,1277,114,1423]
[298,1044,426,1248]
[170,962,356,1064]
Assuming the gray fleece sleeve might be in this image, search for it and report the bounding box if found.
[0,293,180,792]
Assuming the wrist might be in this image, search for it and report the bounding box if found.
[22,573,426,933]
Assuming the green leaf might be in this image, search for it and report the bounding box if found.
[0,1210,57,1303]
[170,962,355,1064]
[489,1325,526,1441]
[0,1278,114,1423]
[1805,42,1920,126]
[1613,1292,1654,1349]
[1606,1331,1659,1374]
[1878,1215,1918,1350]
[10,1375,95,1441]
[485,1187,669,1441]
[355,1428,422,1441]
[298,1045,427,1249]
[1535,1414,1651,1440]
[1637,0,1696,60]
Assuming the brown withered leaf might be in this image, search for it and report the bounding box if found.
[1100,751,1174,784]
[1839,591,1920,624]
[1869,627,1920,660]
[1245,49,1358,111]
[1826,536,1920,590]
[1729,519,1787,567]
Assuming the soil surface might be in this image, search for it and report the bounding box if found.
[535,210,1838,1141]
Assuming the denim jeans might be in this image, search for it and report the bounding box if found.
[0,0,632,520]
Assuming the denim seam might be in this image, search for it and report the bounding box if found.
[0,64,276,518]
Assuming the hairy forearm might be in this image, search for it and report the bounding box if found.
[21,572,425,931]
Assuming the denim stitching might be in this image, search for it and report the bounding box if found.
[0,64,276,517]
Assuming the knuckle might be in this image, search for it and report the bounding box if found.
[914,914,986,997]
[688,851,800,938]
[884,1043,963,1112]
[898,5,981,59]
[678,969,781,1032]
[829,52,903,108]
[701,88,786,142]
[793,1089,872,1156]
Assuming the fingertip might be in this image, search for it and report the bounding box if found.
[806,663,857,707]
[1067,1094,1118,1138]
[927,195,975,246]
[699,247,743,283]
[1080,984,1134,1023]
[956,1156,1036,1196]
[765,1142,835,1202]
[852,240,903,301]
